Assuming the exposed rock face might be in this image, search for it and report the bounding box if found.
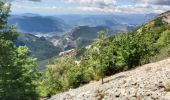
[160,11,170,24]
[59,49,75,56]
[47,58,170,100]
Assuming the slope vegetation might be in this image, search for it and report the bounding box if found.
[49,58,170,100]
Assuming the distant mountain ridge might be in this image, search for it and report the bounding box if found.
[8,15,70,33]
[8,13,157,35]
[57,13,157,27]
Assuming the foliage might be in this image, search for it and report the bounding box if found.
[154,17,164,27]
[0,2,38,100]
[37,56,91,97]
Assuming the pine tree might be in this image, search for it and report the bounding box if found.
[0,1,38,100]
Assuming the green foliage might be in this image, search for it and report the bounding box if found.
[82,30,157,78]
[154,17,164,27]
[75,46,87,59]
[157,30,170,46]
[37,54,94,97]
[66,67,87,88]
[39,12,170,98]
[0,2,38,100]
[151,29,170,61]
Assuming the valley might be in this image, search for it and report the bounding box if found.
[8,13,157,70]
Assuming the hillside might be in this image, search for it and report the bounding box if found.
[15,33,62,61]
[38,11,170,98]
[49,26,113,50]
[137,10,170,62]
[160,11,170,23]
[49,58,170,100]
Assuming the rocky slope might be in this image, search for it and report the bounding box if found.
[48,58,170,100]
[160,11,170,24]
[48,26,112,51]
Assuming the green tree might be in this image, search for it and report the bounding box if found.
[97,31,106,84]
[0,1,38,100]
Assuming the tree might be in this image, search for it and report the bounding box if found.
[0,1,38,100]
[97,31,107,84]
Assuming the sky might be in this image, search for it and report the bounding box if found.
[4,0,170,15]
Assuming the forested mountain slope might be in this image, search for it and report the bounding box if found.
[15,33,62,61]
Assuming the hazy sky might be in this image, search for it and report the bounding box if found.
[5,0,170,15]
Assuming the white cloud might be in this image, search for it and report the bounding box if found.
[134,0,170,5]
[3,0,41,2]
[8,0,170,14]
[62,0,170,14]
[60,0,117,14]
[64,0,117,8]
[116,4,168,14]
[74,6,114,13]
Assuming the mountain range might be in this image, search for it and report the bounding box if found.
[8,13,157,35]
[48,26,112,50]
[9,13,158,65]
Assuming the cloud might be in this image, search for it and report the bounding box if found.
[73,6,114,13]
[8,0,170,14]
[63,0,169,14]
[28,0,41,2]
[64,0,117,8]
[134,0,170,5]
[116,4,170,14]
[3,0,41,2]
